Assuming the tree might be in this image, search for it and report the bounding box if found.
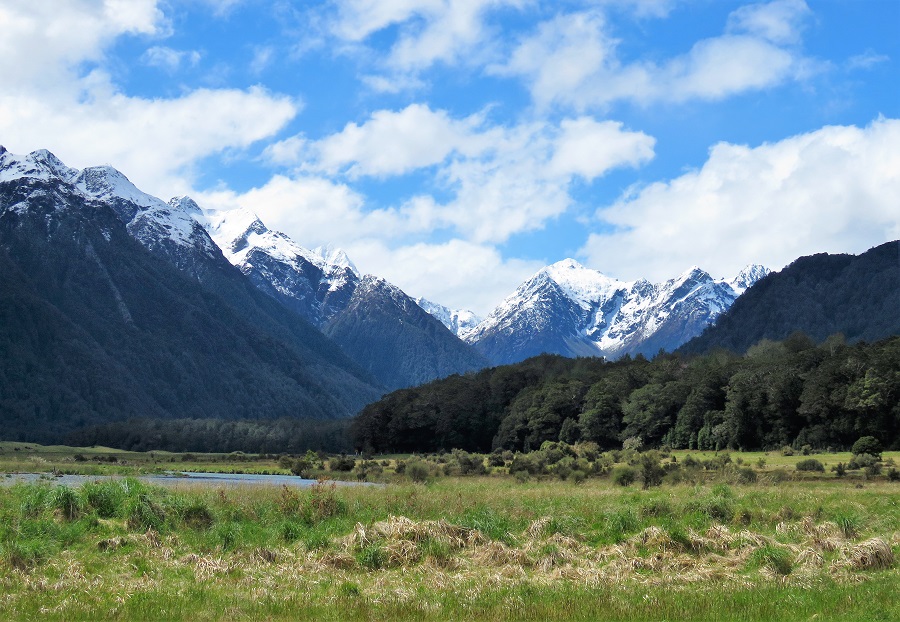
[851,436,882,460]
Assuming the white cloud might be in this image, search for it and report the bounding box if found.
[275,104,491,177]
[0,0,165,92]
[350,239,545,315]
[142,46,202,72]
[493,2,814,109]
[726,0,810,45]
[266,105,654,244]
[0,0,300,197]
[323,0,527,87]
[580,118,900,282]
[548,118,655,180]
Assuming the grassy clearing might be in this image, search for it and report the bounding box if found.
[0,474,897,621]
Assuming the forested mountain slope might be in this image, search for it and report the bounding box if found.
[0,148,381,442]
[681,241,900,354]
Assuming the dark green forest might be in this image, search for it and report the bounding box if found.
[352,334,900,454]
[66,417,353,454]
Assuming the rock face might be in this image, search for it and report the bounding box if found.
[0,146,384,442]
[465,259,769,365]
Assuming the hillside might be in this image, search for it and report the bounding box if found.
[681,241,900,354]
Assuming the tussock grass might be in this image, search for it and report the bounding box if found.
[0,477,897,621]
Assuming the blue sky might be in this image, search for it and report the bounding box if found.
[1,0,898,314]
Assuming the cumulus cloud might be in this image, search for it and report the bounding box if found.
[0,0,165,92]
[323,0,527,86]
[493,1,814,109]
[580,118,900,282]
[0,0,300,197]
[273,104,491,177]
[265,105,654,244]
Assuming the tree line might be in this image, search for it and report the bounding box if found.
[351,333,900,454]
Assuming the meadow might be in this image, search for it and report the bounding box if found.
[0,442,898,621]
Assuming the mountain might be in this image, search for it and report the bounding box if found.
[680,241,900,354]
[414,298,482,341]
[324,277,489,390]
[198,205,488,391]
[0,147,381,442]
[202,206,359,327]
[467,259,769,365]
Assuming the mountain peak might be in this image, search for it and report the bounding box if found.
[728,264,771,293]
[315,244,359,277]
[0,147,78,184]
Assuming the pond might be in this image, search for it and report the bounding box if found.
[0,471,379,488]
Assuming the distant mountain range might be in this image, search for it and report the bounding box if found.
[435,259,768,365]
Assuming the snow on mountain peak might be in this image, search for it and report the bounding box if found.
[314,244,359,277]
[542,258,631,309]
[75,166,169,212]
[727,264,771,293]
[0,148,78,184]
[416,298,483,340]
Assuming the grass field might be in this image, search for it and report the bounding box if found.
[0,443,898,620]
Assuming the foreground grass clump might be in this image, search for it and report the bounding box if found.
[0,477,898,621]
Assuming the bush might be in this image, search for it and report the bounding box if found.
[781,446,794,456]
[848,453,879,471]
[328,455,356,472]
[638,451,665,489]
[887,467,899,482]
[795,459,825,473]
[851,436,882,460]
[406,461,429,483]
[611,465,637,487]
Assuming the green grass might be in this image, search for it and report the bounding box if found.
[0,471,896,621]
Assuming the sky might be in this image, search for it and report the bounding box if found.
[1,0,898,316]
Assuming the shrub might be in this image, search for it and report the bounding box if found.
[328,455,356,472]
[611,465,637,487]
[638,451,665,489]
[832,462,847,477]
[887,467,899,482]
[851,436,882,460]
[781,446,794,456]
[848,453,879,471]
[622,436,643,452]
[406,461,429,483]
[795,459,825,472]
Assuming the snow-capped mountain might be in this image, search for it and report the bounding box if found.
[0,146,383,437]
[201,206,359,327]
[0,146,486,394]
[414,298,483,341]
[467,259,769,365]
[199,205,488,389]
[0,147,220,279]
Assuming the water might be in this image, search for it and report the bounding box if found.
[0,471,379,488]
